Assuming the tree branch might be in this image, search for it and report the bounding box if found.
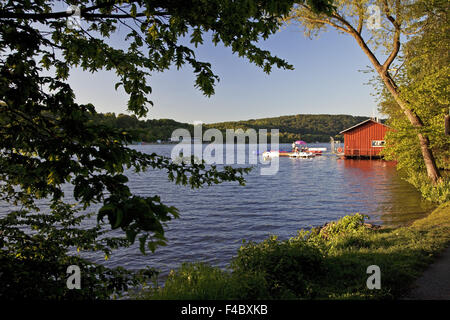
[381,0,401,72]
[382,0,400,29]
[329,12,383,70]
[382,29,401,72]
[356,3,364,34]
[301,16,351,33]
[83,12,168,19]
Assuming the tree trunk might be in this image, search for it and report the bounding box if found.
[417,133,441,182]
[378,70,441,184]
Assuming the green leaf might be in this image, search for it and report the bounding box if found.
[126,229,138,244]
[139,235,148,255]
[112,209,124,229]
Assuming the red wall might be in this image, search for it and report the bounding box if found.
[343,121,388,157]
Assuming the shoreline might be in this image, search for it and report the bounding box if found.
[135,202,450,300]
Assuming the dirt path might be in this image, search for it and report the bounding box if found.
[404,246,450,300]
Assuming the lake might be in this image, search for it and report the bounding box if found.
[0,143,435,277]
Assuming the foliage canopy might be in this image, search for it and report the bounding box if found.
[380,0,450,202]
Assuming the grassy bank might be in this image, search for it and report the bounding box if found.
[135,202,450,300]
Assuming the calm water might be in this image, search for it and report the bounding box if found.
[0,143,435,276]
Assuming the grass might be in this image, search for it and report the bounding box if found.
[134,201,450,300]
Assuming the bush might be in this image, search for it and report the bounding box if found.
[407,172,450,203]
[231,235,325,299]
[310,213,371,251]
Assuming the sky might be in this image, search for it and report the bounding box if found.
[68,21,383,124]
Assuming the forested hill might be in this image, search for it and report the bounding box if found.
[91,113,373,143]
[205,114,371,142]
[89,112,193,142]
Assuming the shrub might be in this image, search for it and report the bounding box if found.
[231,235,325,299]
[407,172,450,203]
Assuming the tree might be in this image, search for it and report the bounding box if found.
[379,0,449,202]
[286,0,443,184]
[0,0,333,298]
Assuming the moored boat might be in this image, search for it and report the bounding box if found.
[262,150,315,159]
[262,142,326,159]
[289,151,315,158]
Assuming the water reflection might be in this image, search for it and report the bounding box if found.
[337,159,434,226]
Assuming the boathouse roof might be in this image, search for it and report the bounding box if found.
[339,119,389,134]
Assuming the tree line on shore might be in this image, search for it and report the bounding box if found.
[90,112,371,143]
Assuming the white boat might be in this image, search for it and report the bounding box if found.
[289,151,315,158]
[263,150,316,158]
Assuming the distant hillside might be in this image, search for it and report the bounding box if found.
[90,113,374,143]
[205,114,372,142]
[89,112,193,142]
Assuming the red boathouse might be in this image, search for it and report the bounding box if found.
[339,118,389,159]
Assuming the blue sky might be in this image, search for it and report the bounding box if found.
[68,23,382,124]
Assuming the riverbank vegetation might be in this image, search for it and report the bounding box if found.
[136,202,450,300]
